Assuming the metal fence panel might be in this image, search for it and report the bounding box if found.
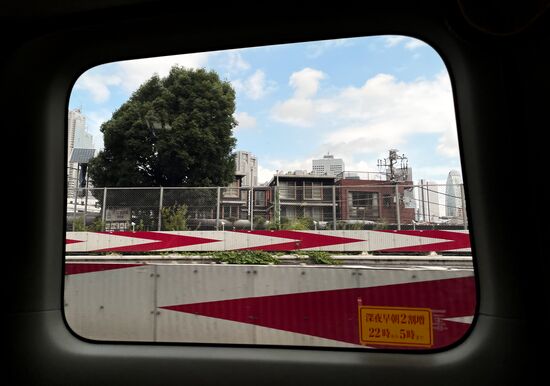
[66,183,468,232]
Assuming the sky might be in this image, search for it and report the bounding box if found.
[69,35,462,185]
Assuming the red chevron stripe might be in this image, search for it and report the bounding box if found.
[161,276,475,349]
[376,230,471,252]
[233,230,363,251]
[65,230,471,252]
[93,231,219,252]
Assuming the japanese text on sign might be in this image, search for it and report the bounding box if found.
[358,306,433,347]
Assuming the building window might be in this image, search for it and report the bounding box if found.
[222,205,240,219]
[278,181,296,199]
[348,191,379,219]
[281,205,296,219]
[304,206,322,220]
[304,182,322,200]
[254,190,266,206]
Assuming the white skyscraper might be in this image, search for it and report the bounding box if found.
[312,154,344,176]
[235,151,258,187]
[445,170,464,218]
[67,108,94,190]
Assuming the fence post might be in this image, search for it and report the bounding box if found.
[72,177,78,231]
[83,173,90,227]
[420,180,426,222]
[275,186,281,230]
[216,187,221,231]
[250,187,254,230]
[332,185,337,230]
[426,181,431,223]
[395,184,401,230]
[101,187,107,230]
[158,186,164,231]
[461,183,467,229]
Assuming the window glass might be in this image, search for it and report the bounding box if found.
[304,182,323,200]
[65,35,475,351]
[278,181,296,199]
[254,190,266,206]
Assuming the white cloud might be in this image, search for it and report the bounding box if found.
[321,72,457,157]
[289,67,325,98]
[306,39,354,58]
[257,158,312,184]
[117,53,211,92]
[232,69,275,100]
[234,111,257,131]
[271,68,327,127]
[245,70,268,99]
[384,35,428,51]
[384,36,407,47]
[271,98,316,127]
[74,73,121,103]
[405,38,428,50]
[436,126,460,157]
[257,165,275,185]
[271,69,458,164]
[223,51,250,74]
[74,52,211,104]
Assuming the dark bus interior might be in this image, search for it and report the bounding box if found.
[4,0,548,384]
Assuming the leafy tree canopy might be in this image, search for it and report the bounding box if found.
[89,66,237,187]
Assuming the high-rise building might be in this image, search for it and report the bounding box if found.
[235,150,258,187]
[67,108,94,191]
[445,170,463,218]
[418,180,440,222]
[312,154,344,176]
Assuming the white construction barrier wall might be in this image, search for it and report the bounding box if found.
[66,230,471,253]
[64,262,476,349]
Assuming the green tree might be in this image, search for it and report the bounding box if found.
[89,66,237,188]
[161,204,188,231]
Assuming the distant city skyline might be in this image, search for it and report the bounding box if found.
[69,35,463,185]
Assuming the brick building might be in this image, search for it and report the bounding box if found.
[335,177,415,224]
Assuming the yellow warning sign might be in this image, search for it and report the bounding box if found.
[358,306,433,347]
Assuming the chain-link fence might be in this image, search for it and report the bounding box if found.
[67,183,468,231]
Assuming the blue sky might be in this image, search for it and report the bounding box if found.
[69,35,462,185]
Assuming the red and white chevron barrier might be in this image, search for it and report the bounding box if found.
[66,230,471,253]
[64,262,475,349]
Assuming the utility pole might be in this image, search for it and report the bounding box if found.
[378,149,408,183]
[378,149,408,229]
